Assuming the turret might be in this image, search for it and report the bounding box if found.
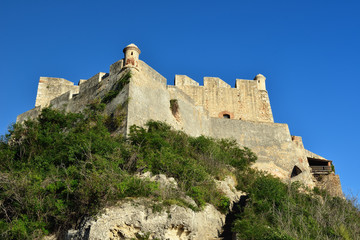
[123,43,141,69]
[254,74,266,91]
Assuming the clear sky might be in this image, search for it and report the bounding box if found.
[1,0,359,197]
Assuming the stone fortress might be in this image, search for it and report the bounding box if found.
[17,44,343,196]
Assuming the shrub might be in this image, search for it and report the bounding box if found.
[102,71,131,104]
[233,171,360,240]
[0,112,257,239]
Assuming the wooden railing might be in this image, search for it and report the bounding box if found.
[310,166,332,174]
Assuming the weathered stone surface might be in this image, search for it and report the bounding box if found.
[16,106,41,123]
[314,173,343,198]
[174,75,274,123]
[67,199,224,240]
[67,175,245,240]
[35,77,79,108]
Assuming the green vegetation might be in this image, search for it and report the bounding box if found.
[233,170,360,239]
[0,107,256,239]
[0,108,157,239]
[102,70,131,104]
[169,99,179,115]
[0,107,359,239]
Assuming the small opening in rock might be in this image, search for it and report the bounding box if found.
[219,195,248,239]
[223,114,230,119]
[291,165,302,178]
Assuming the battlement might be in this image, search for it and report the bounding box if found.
[173,73,273,122]
[174,75,199,87]
[204,77,231,88]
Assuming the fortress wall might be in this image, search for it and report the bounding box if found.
[110,60,124,82]
[235,79,273,122]
[305,149,326,159]
[79,72,107,93]
[174,76,273,122]
[174,75,199,86]
[204,77,231,88]
[209,118,314,185]
[16,107,41,123]
[35,77,79,108]
[139,60,167,86]
[66,70,127,114]
[50,89,78,109]
[167,87,211,137]
[126,69,174,133]
[258,90,274,122]
[127,69,211,137]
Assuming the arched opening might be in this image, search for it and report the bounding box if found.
[131,52,133,55]
[218,111,234,119]
[291,166,302,178]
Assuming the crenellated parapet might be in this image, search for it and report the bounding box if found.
[174,74,274,122]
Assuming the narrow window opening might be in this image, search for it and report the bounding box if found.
[131,52,133,55]
[223,114,230,119]
[291,166,302,178]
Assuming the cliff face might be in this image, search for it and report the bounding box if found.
[67,174,243,240]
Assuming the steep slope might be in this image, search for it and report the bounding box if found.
[1,108,359,240]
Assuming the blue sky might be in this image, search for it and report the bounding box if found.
[1,0,359,197]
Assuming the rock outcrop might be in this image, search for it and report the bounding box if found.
[67,174,244,240]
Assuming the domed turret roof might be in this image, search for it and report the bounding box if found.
[126,43,139,48]
[254,74,266,80]
[123,43,141,54]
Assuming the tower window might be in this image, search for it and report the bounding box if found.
[131,52,133,55]
[223,114,230,119]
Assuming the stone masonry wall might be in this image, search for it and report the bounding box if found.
[126,67,211,137]
[174,75,274,123]
[35,77,79,108]
[209,118,314,185]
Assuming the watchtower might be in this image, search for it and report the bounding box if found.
[123,43,141,69]
[254,74,266,91]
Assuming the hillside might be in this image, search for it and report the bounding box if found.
[0,107,359,239]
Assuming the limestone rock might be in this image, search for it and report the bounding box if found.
[66,175,245,240]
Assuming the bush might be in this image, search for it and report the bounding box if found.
[128,121,256,208]
[0,111,257,239]
[233,171,360,240]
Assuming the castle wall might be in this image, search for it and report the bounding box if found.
[16,106,41,123]
[79,72,108,93]
[209,118,314,185]
[174,75,274,123]
[35,77,79,108]
[139,60,167,86]
[126,67,211,137]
